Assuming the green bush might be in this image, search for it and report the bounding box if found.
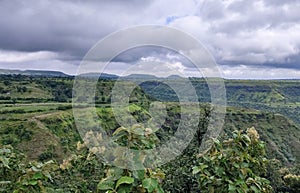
[96,124,165,193]
[193,127,272,193]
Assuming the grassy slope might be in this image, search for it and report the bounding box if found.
[225,107,300,165]
[1,102,299,167]
[0,75,299,166]
[0,103,73,161]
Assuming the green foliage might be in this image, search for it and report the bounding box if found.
[0,143,107,192]
[52,144,106,192]
[0,145,25,191]
[113,124,159,150]
[98,167,164,193]
[97,124,165,193]
[0,145,58,192]
[13,160,58,193]
[193,128,272,193]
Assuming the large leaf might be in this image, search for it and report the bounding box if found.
[142,178,159,192]
[97,179,114,190]
[32,172,43,180]
[117,185,132,193]
[107,167,124,181]
[192,166,201,175]
[28,180,38,186]
[133,170,145,180]
[156,185,165,193]
[116,176,134,189]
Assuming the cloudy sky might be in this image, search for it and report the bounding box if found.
[0,0,300,79]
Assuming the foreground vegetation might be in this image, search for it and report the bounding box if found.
[1,127,299,192]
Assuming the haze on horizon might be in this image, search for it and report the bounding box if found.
[0,0,300,79]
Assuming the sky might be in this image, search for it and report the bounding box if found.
[0,0,300,79]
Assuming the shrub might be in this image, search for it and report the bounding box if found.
[193,127,272,193]
[95,124,165,193]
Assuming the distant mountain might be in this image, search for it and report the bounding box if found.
[166,74,184,79]
[122,74,159,80]
[0,69,70,77]
[77,72,118,79]
[78,73,188,80]
[0,69,187,80]
[0,69,22,75]
[123,74,188,80]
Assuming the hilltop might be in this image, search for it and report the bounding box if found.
[0,69,70,77]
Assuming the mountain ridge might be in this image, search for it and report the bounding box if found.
[0,69,69,77]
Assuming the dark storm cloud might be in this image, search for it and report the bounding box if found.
[220,52,300,70]
[0,0,152,57]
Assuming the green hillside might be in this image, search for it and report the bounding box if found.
[140,78,300,125]
[1,73,300,192]
[1,74,299,164]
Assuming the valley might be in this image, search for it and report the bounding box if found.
[0,73,300,192]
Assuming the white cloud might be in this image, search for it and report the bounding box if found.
[221,64,300,79]
[0,50,59,63]
[124,56,187,77]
